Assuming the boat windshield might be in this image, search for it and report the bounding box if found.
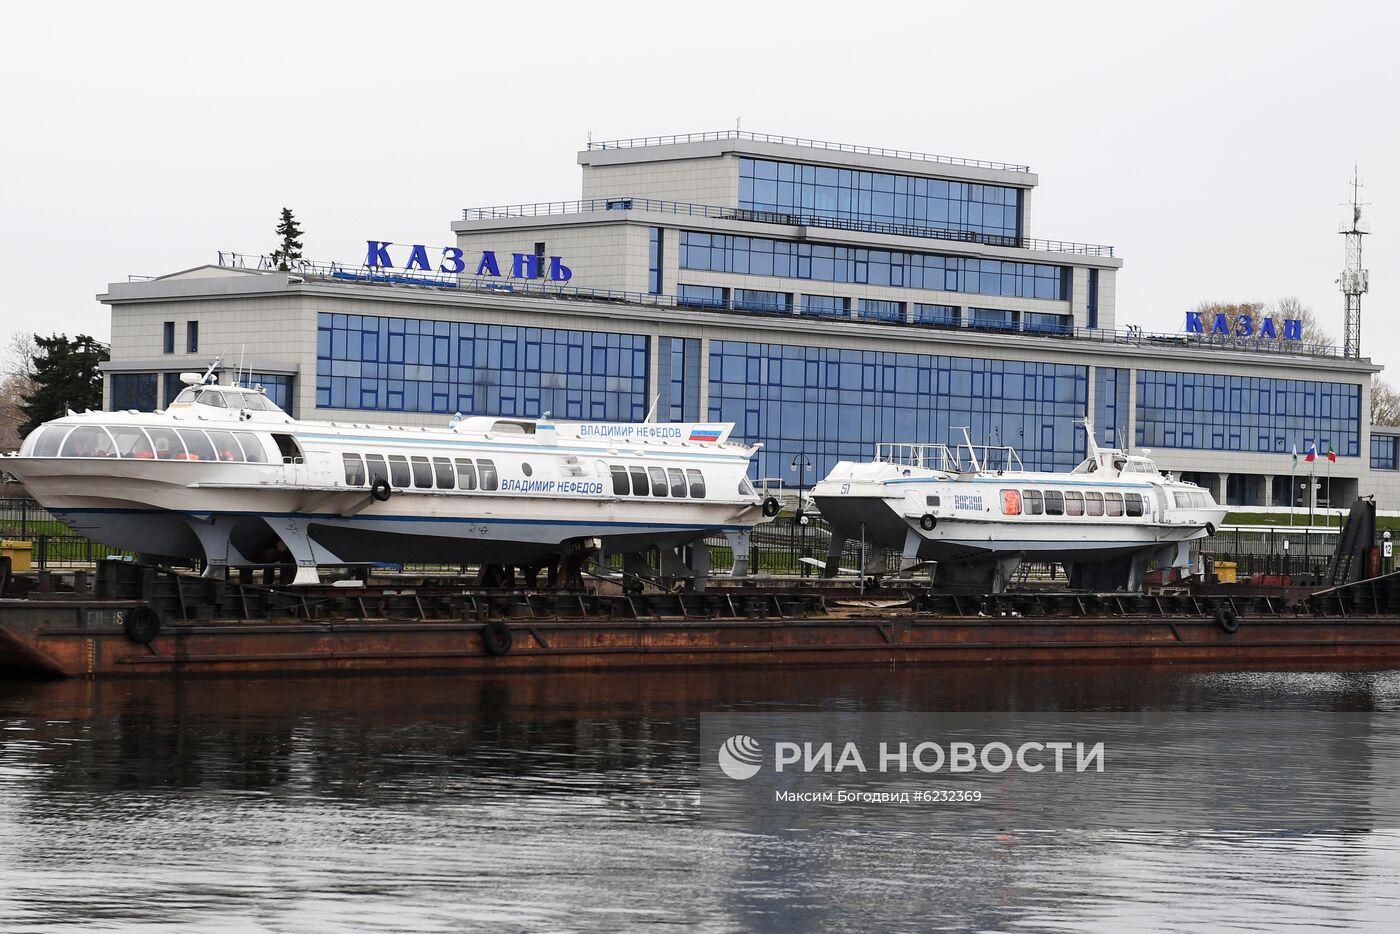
[172,388,199,405]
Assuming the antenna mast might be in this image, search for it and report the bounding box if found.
[1340,166,1370,359]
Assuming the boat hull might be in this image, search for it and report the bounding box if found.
[11,457,756,568]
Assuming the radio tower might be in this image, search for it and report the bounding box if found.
[1340,167,1369,359]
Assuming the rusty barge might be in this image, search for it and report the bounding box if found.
[4,560,1400,679]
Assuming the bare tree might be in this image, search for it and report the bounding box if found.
[1373,377,1400,428]
[0,333,37,452]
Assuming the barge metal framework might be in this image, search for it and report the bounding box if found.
[4,560,1400,679]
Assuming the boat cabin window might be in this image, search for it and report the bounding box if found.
[365,454,389,484]
[455,458,477,490]
[147,427,184,460]
[32,426,71,457]
[925,495,941,507]
[477,459,499,491]
[1064,491,1085,516]
[206,430,242,461]
[108,425,155,459]
[177,429,217,462]
[61,425,117,458]
[1105,492,1125,517]
[667,468,687,498]
[610,465,629,495]
[1125,493,1145,517]
[1022,489,1043,516]
[238,392,272,411]
[433,457,455,489]
[343,454,366,486]
[196,389,227,408]
[1000,489,1022,516]
[1044,490,1065,516]
[629,466,649,496]
[172,388,199,405]
[686,469,706,498]
[1174,491,1190,508]
[1085,491,1105,516]
[388,455,411,488]
[273,434,303,464]
[739,478,755,496]
[648,467,668,497]
[411,456,433,489]
[236,433,268,463]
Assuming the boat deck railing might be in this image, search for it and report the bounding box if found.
[875,442,1024,473]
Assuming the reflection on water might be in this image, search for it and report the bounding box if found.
[2,666,1400,932]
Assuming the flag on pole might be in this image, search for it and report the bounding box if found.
[1291,444,1298,469]
[1327,444,1337,463]
[1305,442,1317,463]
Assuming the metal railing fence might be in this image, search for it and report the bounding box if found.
[585,130,1032,173]
[461,197,1114,257]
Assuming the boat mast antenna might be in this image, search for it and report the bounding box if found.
[199,357,222,385]
[954,426,981,473]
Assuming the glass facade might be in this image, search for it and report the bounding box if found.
[657,337,701,422]
[1094,367,1130,447]
[739,158,1022,239]
[316,313,648,421]
[801,295,849,318]
[858,299,904,322]
[912,304,959,327]
[1087,268,1100,330]
[162,372,186,409]
[679,231,1066,301]
[1024,312,1073,335]
[733,288,792,313]
[1136,370,1360,456]
[678,284,727,309]
[969,308,1017,332]
[1371,435,1398,470]
[709,340,1087,479]
[648,227,663,295]
[110,373,158,411]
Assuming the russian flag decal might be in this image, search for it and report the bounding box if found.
[689,425,723,442]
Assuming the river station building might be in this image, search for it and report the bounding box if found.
[97,131,1399,510]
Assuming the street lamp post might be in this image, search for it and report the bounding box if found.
[791,453,813,577]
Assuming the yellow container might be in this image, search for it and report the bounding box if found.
[1,540,33,572]
[1214,560,1237,584]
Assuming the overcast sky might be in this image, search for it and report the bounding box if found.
[2,1,1396,374]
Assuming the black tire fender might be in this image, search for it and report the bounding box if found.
[919,513,937,532]
[481,620,513,656]
[123,605,163,645]
[371,478,392,502]
[1215,606,1240,634]
[1205,522,1217,537]
[761,496,781,518]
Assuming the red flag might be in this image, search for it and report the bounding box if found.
[1327,444,1337,463]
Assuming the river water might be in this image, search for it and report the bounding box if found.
[2,665,1398,932]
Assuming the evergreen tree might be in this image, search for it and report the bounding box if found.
[17,334,109,437]
[271,207,304,271]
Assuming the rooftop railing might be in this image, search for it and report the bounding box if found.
[210,252,1351,361]
[585,130,1031,173]
[461,198,1115,257]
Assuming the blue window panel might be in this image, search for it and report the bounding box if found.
[680,231,1064,302]
[110,373,158,412]
[1134,369,1360,458]
[858,299,904,322]
[678,284,727,309]
[1371,436,1398,470]
[708,338,1089,480]
[314,312,648,420]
